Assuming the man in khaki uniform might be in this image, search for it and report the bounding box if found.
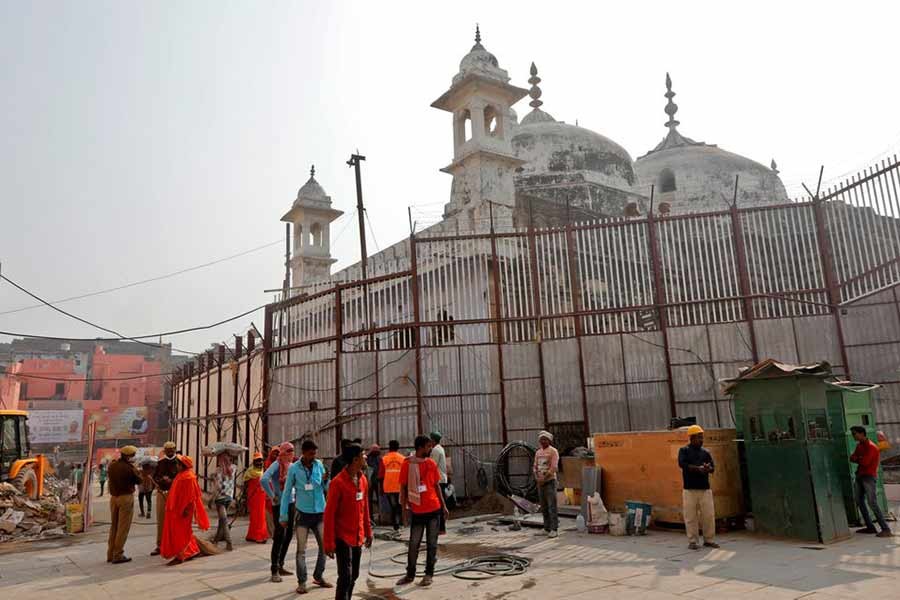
[107,445,142,564]
[151,441,178,556]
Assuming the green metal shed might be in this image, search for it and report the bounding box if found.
[728,360,850,544]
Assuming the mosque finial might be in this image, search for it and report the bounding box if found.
[664,72,680,130]
[770,159,779,175]
[310,164,316,179]
[475,24,481,44]
[528,62,543,109]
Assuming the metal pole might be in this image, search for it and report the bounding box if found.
[245,331,254,465]
[217,345,224,438]
[487,202,509,444]
[195,355,202,482]
[262,306,273,449]
[409,230,424,433]
[334,288,343,452]
[232,336,242,444]
[729,176,760,363]
[526,201,550,427]
[646,186,678,418]
[204,350,212,488]
[564,217,590,439]
[812,193,852,376]
[348,153,369,280]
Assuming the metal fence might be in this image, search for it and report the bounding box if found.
[173,155,900,497]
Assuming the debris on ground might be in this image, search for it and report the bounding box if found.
[0,477,76,543]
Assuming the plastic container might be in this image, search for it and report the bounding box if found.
[576,514,587,533]
[608,513,627,536]
[625,500,652,535]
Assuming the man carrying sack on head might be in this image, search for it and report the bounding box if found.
[151,441,179,556]
[107,445,142,564]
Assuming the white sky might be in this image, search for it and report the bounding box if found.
[2,0,899,356]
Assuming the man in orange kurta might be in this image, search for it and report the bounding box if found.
[161,455,212,565]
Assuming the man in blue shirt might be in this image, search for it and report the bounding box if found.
[280,439,332,594]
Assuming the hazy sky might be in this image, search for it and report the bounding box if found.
[2,1,899,357]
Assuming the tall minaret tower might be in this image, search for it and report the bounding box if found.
[431,26,527,221]
[281,166,343,290]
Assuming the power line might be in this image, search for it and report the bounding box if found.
[0,239,284,316]
[0,273,265,348]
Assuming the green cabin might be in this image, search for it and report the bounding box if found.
[729,361,850,543]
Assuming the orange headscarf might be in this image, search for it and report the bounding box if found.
[161,454,209,559]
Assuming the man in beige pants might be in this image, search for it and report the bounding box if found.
[677,425,719,550]
[151,441,178,556]
[106,445,142,564]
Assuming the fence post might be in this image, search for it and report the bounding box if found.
[233,336,242,444]
[729,201,760,363]
[245,331,254,466]
[526,216,550,428]
[564,222,590,439]
[217,345,224,438]
[334,287,343,452]
[409,233,424,433]
[812,196,851,377]
[195,354,203,489]
[204,350,213,487]
[262,305,273,450]
[646,196,678,418]
[488,210,509,444]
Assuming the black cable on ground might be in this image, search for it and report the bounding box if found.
[494,441,538,501]
[366,546,531,580]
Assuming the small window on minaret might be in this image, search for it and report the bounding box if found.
[311,223,323,247]
[658,169,676,193]
[484,106,500,137]
[463,110,473,142]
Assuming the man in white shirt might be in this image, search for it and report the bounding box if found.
[429,431,448,533]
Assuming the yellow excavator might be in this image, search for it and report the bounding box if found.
[0,410,47,499]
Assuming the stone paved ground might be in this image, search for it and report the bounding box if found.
[2,488,899,599]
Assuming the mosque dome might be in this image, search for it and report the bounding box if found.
[512,64,637,191]
[634,74,787,213]
[294,166,332,208]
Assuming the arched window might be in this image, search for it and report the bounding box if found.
[484,105,500,136]
[463,109,472,142]
[310,223,322,247]
[294,224,303,249]
[658,168,676,193]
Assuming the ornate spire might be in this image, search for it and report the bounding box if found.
[520,62,556,125]
[475,24,481,45]
[310,164,316,179]
[770,159,779,175]
[528,62,543,109]
[664,72,680,131]
[639,72,704,157]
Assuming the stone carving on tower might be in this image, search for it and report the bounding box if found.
[280,165,343,290]
[431,26,528,225]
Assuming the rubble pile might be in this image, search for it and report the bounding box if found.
[0,476,77,543]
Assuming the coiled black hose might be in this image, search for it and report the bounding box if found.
[494,441,538,501]
[367,548,531,580]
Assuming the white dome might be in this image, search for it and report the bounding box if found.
[293,167,332,208]
[513,118,637,191]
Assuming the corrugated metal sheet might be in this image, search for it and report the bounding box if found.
[543,338,582,423]
[753,318,800,363]
[708,322,754,362]
[672,364,717,404]
[581,335,624,385]
[586,385,630,433]
[504,379,543,430]
[626,382,670,430]
[793,315,843,366]
[667,326,710,364]
[622,332,667,382]
[460,394,502,443]
[840,303,900,345]
[846,344,900,382]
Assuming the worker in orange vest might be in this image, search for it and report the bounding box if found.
[378,440,405,532]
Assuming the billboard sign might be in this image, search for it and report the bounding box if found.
[85,406,150,439]
[27,409,84,444]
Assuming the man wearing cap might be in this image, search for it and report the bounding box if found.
[107,445,142,564]
[429,432,449,533]
[533,431,560,538]
[151,441,179,556]
[678,425,719,550]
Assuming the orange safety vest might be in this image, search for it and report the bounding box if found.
[382,451,405,494]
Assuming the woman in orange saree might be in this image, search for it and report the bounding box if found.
[244,452,269,543]
[161,455,214,565]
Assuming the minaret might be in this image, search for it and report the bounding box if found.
[280,165,343,290]
[431,26,527,220]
